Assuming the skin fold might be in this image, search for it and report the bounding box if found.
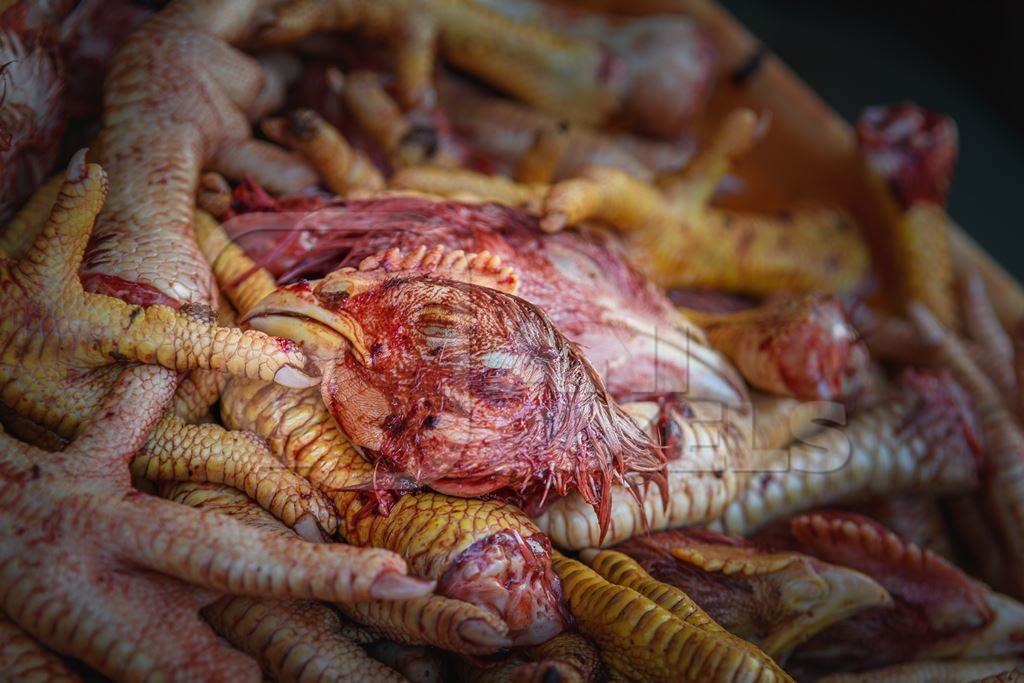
[712,368,981,536]
[759,511,1024,676]
[612,529,891,661]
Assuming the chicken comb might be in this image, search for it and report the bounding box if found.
[318,245,519,300]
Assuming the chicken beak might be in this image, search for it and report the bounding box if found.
[242,283,371,366]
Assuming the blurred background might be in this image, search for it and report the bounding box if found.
[721,0,1024,277]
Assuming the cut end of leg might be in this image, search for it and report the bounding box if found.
[369,571,435,600]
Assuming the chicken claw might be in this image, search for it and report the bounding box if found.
[0,365,427,681]
[132,416,339,539]
[551,551,792,682]
[0,157,316,438]
[166,482,405,683]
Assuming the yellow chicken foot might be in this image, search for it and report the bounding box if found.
[166,482,405,683]
[552,551,792,682]
[132,416,339,539]
[340,69,441,168]
[0,159,316,439]
[0,613,81,683]
[262,109,385,195]
[0,366,428,682]
[910,303,1024,598]
[713,368,981,536]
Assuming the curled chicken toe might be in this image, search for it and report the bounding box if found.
[165,482,405,683]
[552,551,792,682]
[0,156,316,438]
[0,365,429,682]
[131,416,340,540]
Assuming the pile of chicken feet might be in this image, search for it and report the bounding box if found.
[1,1,1023,681]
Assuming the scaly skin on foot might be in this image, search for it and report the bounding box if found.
[539,110,870,296]
[857,103,959,327]
[909,303,1024,598]
[0,366,428,682]
[0,613,81,683]
[612,528,891,661]
[551,551,792,683]
[132,416,340,539]
[580,549,723,632]
[536,398,747,550]
[164,481,405,683]
[713,369,981,536]
[0,157,316,439]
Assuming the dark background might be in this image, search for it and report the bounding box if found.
[720,0,1024,278]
